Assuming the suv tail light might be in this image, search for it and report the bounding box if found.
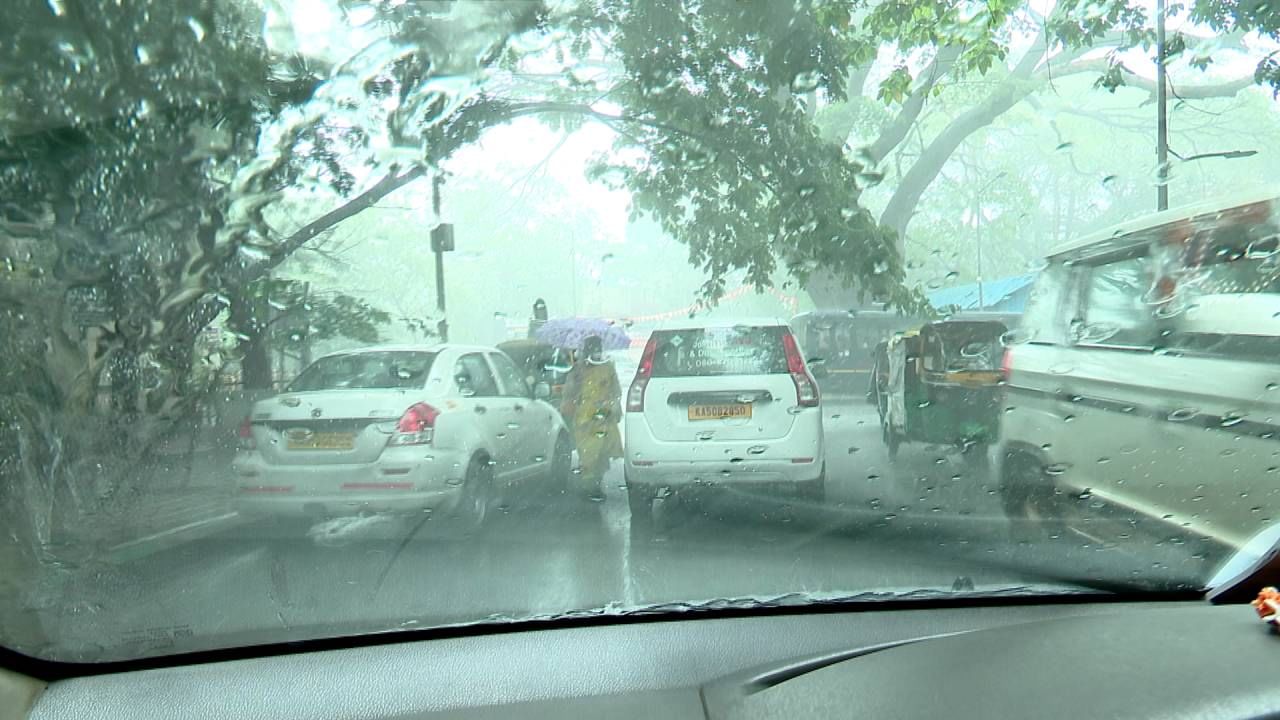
[1000,348,1013,381]
[390,402,440,446]
[627,337,658,412]
[781,332,820,408]
[237,416,256,450]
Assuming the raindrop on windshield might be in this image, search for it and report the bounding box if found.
[790,70,821,93]
[186,17,206,42]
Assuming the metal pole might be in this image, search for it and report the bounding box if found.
[300,282,312,367]
[975,191,985,310]
[1156,0,1169,211]
[433,174,448,342]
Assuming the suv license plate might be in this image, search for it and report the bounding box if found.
[688,403,751,421]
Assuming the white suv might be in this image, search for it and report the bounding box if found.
[999,192,1280,551]
[233,344,572,529]
[623,320,825,530]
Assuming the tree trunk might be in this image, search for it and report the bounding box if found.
[229,298,272,390]
[879,76,1036,254]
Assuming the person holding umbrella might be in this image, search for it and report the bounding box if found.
[559,335,623,495]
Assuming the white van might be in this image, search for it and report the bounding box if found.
[623,319,826,531]
[999,192,1280,552]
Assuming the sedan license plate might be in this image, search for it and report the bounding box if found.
[688,403,751,421]
[286,432,356,450]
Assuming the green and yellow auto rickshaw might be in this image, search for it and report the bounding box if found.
[879,319,1007,467]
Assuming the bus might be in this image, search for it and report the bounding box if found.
[791,309,1021,396]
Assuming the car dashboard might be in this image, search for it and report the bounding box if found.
[12,597,1280,720]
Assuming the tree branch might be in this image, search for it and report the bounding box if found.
[241,165,427,285]
[1057,57,1255,99]
[865,45,964,165]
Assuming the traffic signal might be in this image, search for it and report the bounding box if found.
[430,223,454,252]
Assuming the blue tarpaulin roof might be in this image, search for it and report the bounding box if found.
[927,273,1036,311]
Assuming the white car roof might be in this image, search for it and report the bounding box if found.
[316,343,497,360]
[1047,188,1280,259]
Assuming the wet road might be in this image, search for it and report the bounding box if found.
[26,399,1224,661]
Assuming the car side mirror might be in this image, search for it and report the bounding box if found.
[534,382,552,400]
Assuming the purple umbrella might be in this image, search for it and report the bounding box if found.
[534,317,631,351]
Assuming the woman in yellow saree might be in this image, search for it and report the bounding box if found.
[559,335,623,494]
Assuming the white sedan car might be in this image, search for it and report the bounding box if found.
[233,344,573,529]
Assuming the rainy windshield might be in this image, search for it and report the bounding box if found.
[5,0,1280,663]
[288,352,437,392]
[650,327,790,377]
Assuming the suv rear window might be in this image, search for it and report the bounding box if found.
[650,326,789,377]
[288,351,437,391]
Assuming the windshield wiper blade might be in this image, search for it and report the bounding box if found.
[1207,522,1280,604]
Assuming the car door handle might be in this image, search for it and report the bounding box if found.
[474,405,487,415]
[513,404,524,412]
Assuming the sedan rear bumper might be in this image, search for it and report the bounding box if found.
[236,487,461,518]
[232,448,466,517]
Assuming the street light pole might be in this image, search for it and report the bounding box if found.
[975,192,985,310]
[1156,0,1169,211]
[432,174,450,342]
[973,171,1005,310]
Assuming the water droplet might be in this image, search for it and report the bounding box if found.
[187,17,207,42]
[239,244,271,262]
[791,70,821,93]
[1097,457,1110,464]
[797,185,817,198]
[135,45,154,65]
[1062,414,1076,423]
[1221,412,1246,427]
[1045,463,1069,476]
[1077,487,1093,499]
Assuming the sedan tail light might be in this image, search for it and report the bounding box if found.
[237,416,256,450]
[781,332,820,408]
[389,402,440,446]
[627,337,658,412]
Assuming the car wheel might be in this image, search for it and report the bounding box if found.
[1001,451,1064,543]
[546,432,572,493]
[798,470,825,504]
[449,456,492,535]
[627,484,653,540]
[962,442,990,474]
